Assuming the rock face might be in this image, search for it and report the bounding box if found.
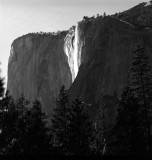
[68,16,152,118]
[7,3,152,119]
[7,32,73,116]
[112,1,152,28]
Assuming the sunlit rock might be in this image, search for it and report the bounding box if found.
[68,16,152,119]
[7,32,73,116]
[7,10,152,120]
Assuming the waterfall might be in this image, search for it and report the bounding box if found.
[64,24,81,82]
[73,25,78,78]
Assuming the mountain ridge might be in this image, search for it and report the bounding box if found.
[7,1,152,120]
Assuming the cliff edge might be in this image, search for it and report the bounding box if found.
[7,3,152,119]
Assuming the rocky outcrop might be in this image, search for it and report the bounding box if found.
[7,4,152,120]
[7,32,73,116]
[112,1,152,28]
[68,16,152,118]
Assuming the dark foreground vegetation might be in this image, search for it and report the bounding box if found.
[0,45,152,156]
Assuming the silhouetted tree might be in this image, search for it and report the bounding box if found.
[16,94,30,116]
[0,67,51,155]
[91,94,112,155]
[4,98,51,155]
[109,87,144,155]
[103,12,106,17]
[20,99,50,154]
[0,66,5,136]
[129,45,152,153]
[0,91,18,154]
[67,99,92,155]
[0,66,16,154]
[51,85,70,154]
[12,94,30,154]
[0,75,4,98]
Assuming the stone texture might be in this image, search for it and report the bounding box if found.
[7,9,152,120]
[112,1,152,28]
[68,16,152,118]
[7,32,72,116]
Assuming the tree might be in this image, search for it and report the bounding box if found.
[51,85,70,154]
[0,67,51,154]
[20,99,50,154]
[109,87,144,155]
[0,76,4,98]
[0,66,15,154]
[103,12,106,17]
[0,65,5,135]
[0,66,19,154]
[67,99,92,155]
[129,45,152,153]
[0,91,19,154]
[16,94,30,116]
[91,94,112,155]
[4,98,51,155]
[12,94,30,154]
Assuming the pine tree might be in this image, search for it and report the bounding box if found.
[21,99,50,154]
[5,99,51,155]
[0,66,5,136]
[16,94,30,116]
[13,94,30,154]
[67,99,92,155]
[129,45,152,153]
[110,87,144,155]
[0,65,5,139]
[51,85,70,154]
[103,12,106,17]
[0,91,19,154]
[0,66,51,154]
[0,75,4,99]
[0,66,17,154]
[0,93,30,154]
[91,94,112,155]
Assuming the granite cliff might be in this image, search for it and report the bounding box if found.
[112,1,152,28]
[7,31,73,116]
[68,16,152,118]
[7,2,152,118]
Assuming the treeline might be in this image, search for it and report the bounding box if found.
[18,30,68,40]
[0,45,152,155]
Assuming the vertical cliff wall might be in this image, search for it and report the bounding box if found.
[7,32,73,116]
[68,16,152,118]
[7,16,152,119]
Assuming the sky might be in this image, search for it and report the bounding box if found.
[0,0,149,86]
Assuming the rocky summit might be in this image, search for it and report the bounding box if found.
[7,1,152,119]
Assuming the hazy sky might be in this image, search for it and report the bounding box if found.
[0,0,149,86]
